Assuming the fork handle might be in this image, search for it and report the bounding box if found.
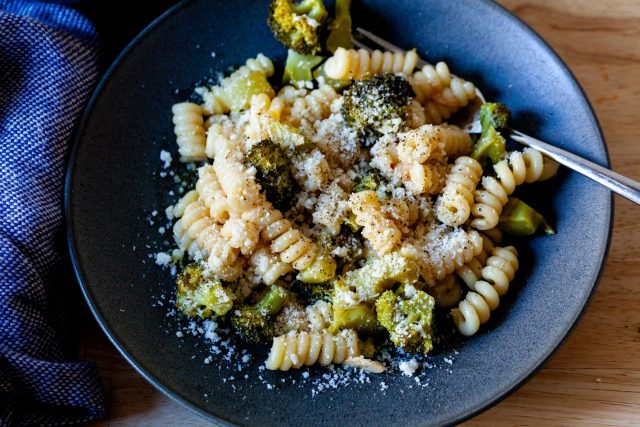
[510,129,640,205]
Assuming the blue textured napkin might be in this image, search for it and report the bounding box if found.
[0,1,106,425]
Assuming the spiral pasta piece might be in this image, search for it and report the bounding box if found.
[470,148,546,230]
[196,86,229,116]
[405,99,428,129]
[171,102,207,162]
[452,245,519,336]
[410,62,452,103]
[420,100,455,125]
[400,223,483,285]
[349,191,403,256]
[288,85,339,127]
[432,77,477,111]
[265,330,361,371]
[205,115,242,159]
[197,53,275,115]
[195,165,230,223]
[249,246,293,285]
[260,207,319,271]
[213,156,262,215]
[324,47,419,80]
[172,195,241,280]
[436,156,483,226]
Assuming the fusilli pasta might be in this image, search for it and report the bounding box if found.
[452,245,519,336]
[260,207,319,271]
[436,156,483,226]
[349,191,403,255]
[265,329,361,370]
[249,246,292,285]
[471,148,549,230]
[171,102,207,162]
[195,165,230,223]
[324,47,419,80]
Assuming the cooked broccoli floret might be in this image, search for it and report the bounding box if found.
[345,252,419,301]
[231,285,289,343]
[472,102,511,164]
[290,279,333,304]
[316,227,364,268]
[326,0,352,53]
[245,139,296,211]
[480,102,511,132]
[175,263,235,318]
[268,0,328,54]
[342,74,414,137]
[283,49,323,83]
[499,197,555,236]
[375,287,435,354]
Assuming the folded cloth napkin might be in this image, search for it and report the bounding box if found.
[0,1,105,425]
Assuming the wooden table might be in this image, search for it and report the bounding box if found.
[82,0,640,425]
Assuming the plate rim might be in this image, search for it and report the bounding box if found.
[64,0,614,425]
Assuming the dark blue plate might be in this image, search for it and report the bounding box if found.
[65,0,612,425]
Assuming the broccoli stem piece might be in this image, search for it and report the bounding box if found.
[471,125,507,164]
[231,285,289,343]
[499,197,555,236]
[329,302,380,335]
[220,71,274,112]
[297,253,337,284]
[472,102,511,164]
[283,49,324,83]
[255,285,289,315]
[345,252,419,301]
[326,0,353,53]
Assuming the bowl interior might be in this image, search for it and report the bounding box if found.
[66,0,611,425]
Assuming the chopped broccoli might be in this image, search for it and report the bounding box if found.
[499,197,555,236]
[329,302,380,335]
[354,171,384,193]
[245,139,296,211]
[375,288,435,354]
[283,49,324,83]
[480,102,511,132]
[472,102,511,164]
[268,0,328,54]
[326,0,352,53]
[317,227,364,268]
[220,71,274,112]
[290,279,333,304]
[175,263,235,318]
[345,252,419,302]
[297,253,337,283]
[341,74,414,137]
[231,285,289,343]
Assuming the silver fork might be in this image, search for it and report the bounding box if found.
[354,28,640,205]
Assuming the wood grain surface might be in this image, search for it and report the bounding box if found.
[81,0,640,425]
